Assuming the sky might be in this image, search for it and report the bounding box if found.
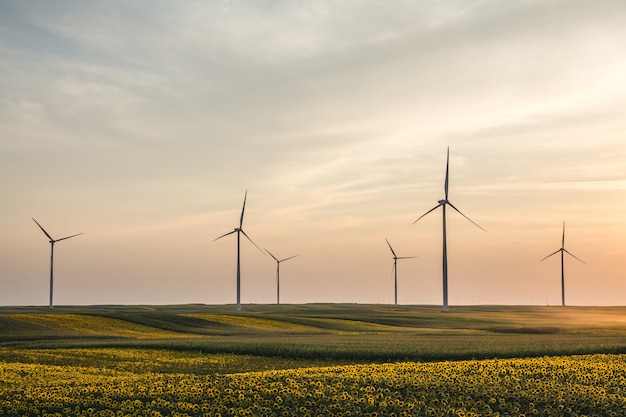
[1,0,626,307]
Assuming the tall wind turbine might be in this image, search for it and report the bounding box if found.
[32,218,82,309]
[412,147,485,312]
[265,249,297,305]
[214,191,264,311]
[540,221,586,306]
[385,238,416,306]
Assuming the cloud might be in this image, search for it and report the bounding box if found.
[1,0,626,305]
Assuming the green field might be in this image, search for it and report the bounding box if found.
[1,304,626,416]
[2,304,626,363]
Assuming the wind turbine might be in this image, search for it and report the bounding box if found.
[214,191,264,311]
[32,218,82,309]
[385,238,416,306]
[265,249,297,305]
[412,147,486,312]
[540,221,586,306]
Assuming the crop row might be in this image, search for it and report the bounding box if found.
[0,348,334,375]
[1,353,625,416]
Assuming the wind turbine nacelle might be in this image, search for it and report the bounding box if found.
[438,199,448,204]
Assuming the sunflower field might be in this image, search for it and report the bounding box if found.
[1,350,625,417]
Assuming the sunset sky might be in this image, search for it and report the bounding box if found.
[1,0,625,307]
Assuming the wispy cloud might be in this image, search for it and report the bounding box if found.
[1,0,626,305]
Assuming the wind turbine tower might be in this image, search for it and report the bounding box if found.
[214,191,264,311]
[32,218,82,308]
[412,147,485,311]
[385,238,416,306]
[265,249,297,305]
[540,221,587,306]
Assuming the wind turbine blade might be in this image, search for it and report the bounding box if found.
[447,202,487,231]
[564,249,587,265]
[32,218,53,240]
[239,190,247,228]
[214,230,237,241]
[265,248,279,262]
[444,146,450,200]
[385,238,397,257]
[56,232,83,242]
[562,221,565,248]
[540,249,561,262]
[241,229,265,254]
[397,256,417,259]
[412,204,441,225]
[280,255,298,262]
[389,263,396,280]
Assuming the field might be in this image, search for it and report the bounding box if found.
[1,304,626,416]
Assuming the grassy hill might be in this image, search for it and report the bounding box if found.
[2,304,626,363]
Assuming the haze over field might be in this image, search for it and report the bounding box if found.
[1,1,625,307]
